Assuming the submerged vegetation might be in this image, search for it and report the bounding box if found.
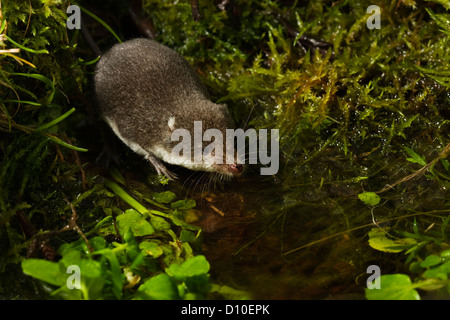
[0,0,449,300]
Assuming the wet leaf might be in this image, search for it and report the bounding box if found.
[180,230,195,243]
[423,261,450,280]
[441,249,450,259]
[365,274,420,300]
[166,255,210,281]
[153,191,177,204]
[420,254,442,268]
[358,192,380,206]
[368,228,416,253]
[170,199,196,210]
[150,215,171,231]
[140,241,164,258]
[21,259,66,287]
[116,209,154,237]
[92,249,124,299]
[136,273,179,300]
[404,147,427,166]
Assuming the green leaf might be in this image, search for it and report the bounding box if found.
[5,35,49,54]
[21,259,66,287]
[121,228,143,263]
[41,133,88,152]
[150,215,171,231]
[426,7,450,34]
[50,258,106,300]
[365,274,420,300]
[35,108,76,132]
[76,259,105,300]
[182,273,211,299]
[92,249,124,299]
[104,181,149,214]
[420,254,442,268]
[59,249,81,267]
[441,249,450,259]
[10,73,55,103]
[79,5,122,43]
[423,261,450,280]
[148,209,200,231]
[116,209,154,237]
[368,228,417,253]
[170,199,196,210]
[78,259,103,279]
[210,284,251,300]
[166,255,210,281]
[153,191,177,204]
[404,147,427,166]
[441,159,450,172]
[180,230,195,243]
[358,192,380,206]
[139,241,164,258]
[136,273,179,300]
[425,0,450,10]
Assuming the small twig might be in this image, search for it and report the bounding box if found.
[233,212,284,256]
[24,0,32,36]
[283,210,450,256]
[63,196,94,253]
[377,142,450,194]
[190,0,201,21]
[63,133,87,190]
[0,49,20,53]
[209,204,225,216]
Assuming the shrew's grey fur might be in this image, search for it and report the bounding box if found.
[95,39,242,179]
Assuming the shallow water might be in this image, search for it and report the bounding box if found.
[172,170,386,299]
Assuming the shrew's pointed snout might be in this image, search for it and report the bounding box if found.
[228,163,244,176]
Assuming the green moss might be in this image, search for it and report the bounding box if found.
[141,0,450,299]
[1,0,450,299]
